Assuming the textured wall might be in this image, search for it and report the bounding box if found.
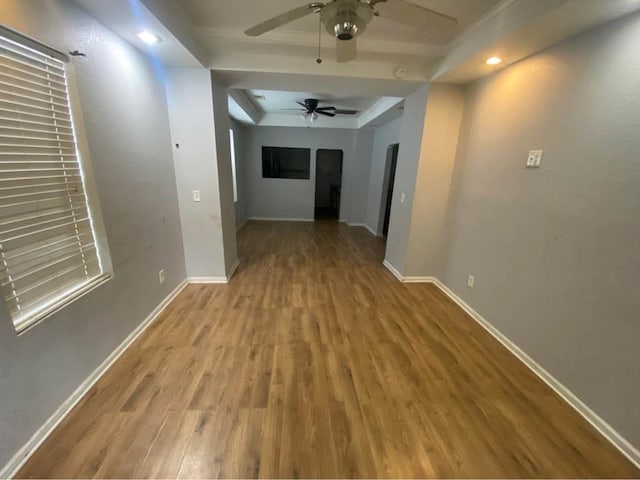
[384,85,429,272]
[365,118,402,235]
[405,84,465,277]
[164,68,228,278]
[231,120,249,228]
[441,12,640,447]
[0,0,185,468]
[210,73,238,274]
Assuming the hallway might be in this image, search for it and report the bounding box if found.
[18,221,639,478]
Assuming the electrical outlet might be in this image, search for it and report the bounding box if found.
[159,269,165,285]
[400,193,406,203]
[193,190,201,202]
[527,150,543,168]
[468,275,475,288]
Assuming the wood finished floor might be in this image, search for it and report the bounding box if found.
[18,221,639,479]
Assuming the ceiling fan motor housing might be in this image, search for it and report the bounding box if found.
[321,0,373,40]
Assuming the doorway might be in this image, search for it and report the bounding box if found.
[315,149,343,220]
[380,143,399,237]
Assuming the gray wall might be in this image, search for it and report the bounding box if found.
[441,12,640,447]
[385,85,429,271]
[0,0,186,469]
[405,84,465,277]
[165,68,236,278]
[231,120,249,229]
[242,126,373,223]
[210,73,238,273]
[366,118,402,235]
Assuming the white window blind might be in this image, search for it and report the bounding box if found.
[0,33,107,331]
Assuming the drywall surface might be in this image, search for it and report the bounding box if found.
[0,0,185,469]
[404,84,465,276]
[345,130,375,223]
[384,85,429,272]
[211,73,238,274]
[441,11,640,448]
[366,118,402,235]
[242,126,371,223]
[165,68,227,278]
[231,120,248,228]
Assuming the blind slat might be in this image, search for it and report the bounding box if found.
[0,192,85,210]
[0,61,66,86]
[0,134,75,144]
[0,38,64,71]
[0,106,72,122]
[0,88,69,109]
[3,231,92,260]
[0,181,82,192]
[1,245,97,286]
[1,217,90,243]
[0,80,68,103]
[0,116,74,131]
[6,258,99,301]
[0,71,68,94]
[0,186,84,202]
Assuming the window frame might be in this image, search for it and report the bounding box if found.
[0,26,113,335]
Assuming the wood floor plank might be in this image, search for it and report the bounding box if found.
[16,220,640,479]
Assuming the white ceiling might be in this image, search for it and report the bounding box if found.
[247,90,380,115]
[75,0,640,129]
[174,0,503,83]
[178,0,502,46]
[228,88,404,129]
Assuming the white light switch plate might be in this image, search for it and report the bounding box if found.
[527,150,543,168]
[193,190,201,202]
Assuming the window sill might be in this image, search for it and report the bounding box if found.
[15,274,113,336]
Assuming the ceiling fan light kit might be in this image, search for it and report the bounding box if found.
[244,0,458,64]
[293,98,359,124]
[321,0,373,41]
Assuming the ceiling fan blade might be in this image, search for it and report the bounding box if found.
[296,101,308,108]
[336,37,357,63]
[375,0,457,32]
[317,107,359,115]
[317,111,336,117]
[245,3,324,37]
[333,109,359,115]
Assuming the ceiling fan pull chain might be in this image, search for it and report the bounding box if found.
[316,14,323,64]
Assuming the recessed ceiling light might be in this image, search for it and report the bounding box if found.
[486,56,502,65]
[137,31,162,46]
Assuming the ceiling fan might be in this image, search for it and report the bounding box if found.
[290,98,359,122]
[244,0,458,63]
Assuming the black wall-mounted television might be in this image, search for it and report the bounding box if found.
[262,146,311,179]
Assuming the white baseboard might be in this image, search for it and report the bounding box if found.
[402,276,437,283]
[346,222,379,237]
[227,259,239,281]
[188,259,240,285]
[0,279,189,479]
[383,259,404,282]
[382,260,435,283]
[188,276,228,284]
[431,278,640,469]
[247,217,314,222]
